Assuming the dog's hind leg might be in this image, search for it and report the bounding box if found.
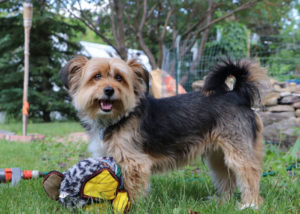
[205,148,237,201]
[220,137,263,209]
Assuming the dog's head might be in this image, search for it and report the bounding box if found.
[60,56,149,123]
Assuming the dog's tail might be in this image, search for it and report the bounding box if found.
[203,59,269,107]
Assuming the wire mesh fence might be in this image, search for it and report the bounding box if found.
[161,35,300,93]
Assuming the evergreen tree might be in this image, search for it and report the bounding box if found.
[0,0,84,122]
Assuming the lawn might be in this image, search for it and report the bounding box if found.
[0,122,299,214]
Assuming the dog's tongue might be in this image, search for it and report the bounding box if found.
[100,100,113,111]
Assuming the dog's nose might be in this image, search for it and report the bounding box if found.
[104,87,114,97]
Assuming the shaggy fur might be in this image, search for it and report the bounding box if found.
[60,56,269,209]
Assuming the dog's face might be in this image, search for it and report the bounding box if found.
[60,56,149,122]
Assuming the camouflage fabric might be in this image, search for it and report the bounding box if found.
[58,157,123,208]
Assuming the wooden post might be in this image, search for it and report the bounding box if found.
[22,2,33,136]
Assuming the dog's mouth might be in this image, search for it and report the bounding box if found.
[99,99,113,112]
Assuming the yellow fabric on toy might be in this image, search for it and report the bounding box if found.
[83,169,119,200]
[112,191,130,214]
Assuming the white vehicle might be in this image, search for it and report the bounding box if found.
[80,41,152,71]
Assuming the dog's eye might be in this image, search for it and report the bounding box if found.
[115,74,122,82]
[93,73,102,80]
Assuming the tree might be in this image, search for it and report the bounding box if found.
[58,0,258,69]
[235,0,295,37]
[0,0,84,121]
[58,0,128,60]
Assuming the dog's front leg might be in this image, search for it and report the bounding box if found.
[117,158,151,200]
[104,129,152,200]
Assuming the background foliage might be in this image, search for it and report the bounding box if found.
[0,0,299,121]
[0,0,84,121]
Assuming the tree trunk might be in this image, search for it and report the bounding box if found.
[137,32,158,69]
[43,110,51,122]
[134,0,158,69]
[111,0,127,60]
[180,0,214,86]
[158,42,163,69]
[157,8,174,68]
[190,29,211,71]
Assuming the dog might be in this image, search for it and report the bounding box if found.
[60,56,269,209]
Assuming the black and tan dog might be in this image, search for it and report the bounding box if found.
[60,56,269,209]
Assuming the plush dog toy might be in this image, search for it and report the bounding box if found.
[42,157,130,213]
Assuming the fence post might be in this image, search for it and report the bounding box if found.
[22,2,33,136]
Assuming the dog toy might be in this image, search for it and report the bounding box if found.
[0,168,47,186]
[42,157,130,213]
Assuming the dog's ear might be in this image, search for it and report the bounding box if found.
[60,55,88,93]
[127,59,149,96]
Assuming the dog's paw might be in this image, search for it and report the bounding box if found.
[239,203,258,210]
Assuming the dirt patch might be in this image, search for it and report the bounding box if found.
[55,132,89,143]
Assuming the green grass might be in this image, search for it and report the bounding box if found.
[0,122,299,214]
[0,121,84,136]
